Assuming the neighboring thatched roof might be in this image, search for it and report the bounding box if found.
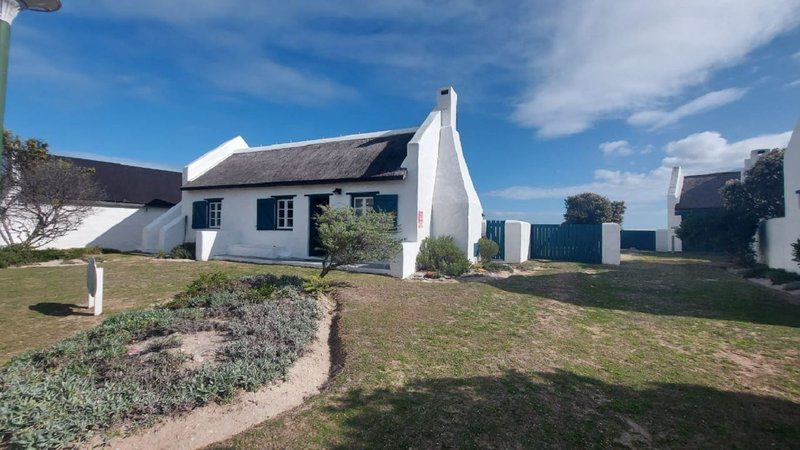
[56,156,182,207]
[675,171,741,211]
[182,131,415,191]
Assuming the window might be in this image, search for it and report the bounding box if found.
[353,196,374,216]
[277,198,294,229]
[208,200,222,228]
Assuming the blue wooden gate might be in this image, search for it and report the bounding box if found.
[621,230,656,251]
[530,224,602,263]
[485,220,505,260]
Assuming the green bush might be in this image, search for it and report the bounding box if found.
[0,245,102,268]
[416,236,471,277]
[0,273,321,448]
[169,242,196,259]
[742,264,800,285]
[304,275,333,295]
[483,261,512,272]
[477,237,500,264]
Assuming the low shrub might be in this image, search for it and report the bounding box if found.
[742,264,800,285]
[416,236,471,277]
[169,242,196,260]
[483,261,512,272]
[477,237,500,264]
[0,273,322,448]
[0,245,102,268]
[304,275,333,295]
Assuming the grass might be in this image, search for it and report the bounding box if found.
[1,252,799,447]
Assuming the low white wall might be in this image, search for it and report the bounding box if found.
[503,220,531,263]
[761,217,800,274]
[655,229,682,252]
[602,223,621,265]
[46,205,169,251]
[196,230,219,262]
[390,241,421,278]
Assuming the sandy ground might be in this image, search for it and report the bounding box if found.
[98,296,334,450]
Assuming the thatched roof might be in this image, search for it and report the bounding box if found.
[182,130,414,190]
[675,171,741,210]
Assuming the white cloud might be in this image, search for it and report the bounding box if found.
[512,0,800,137]
[627,88,747,130]
[661,130,792,174]
[788,79,800,87]
[599,140,633,157]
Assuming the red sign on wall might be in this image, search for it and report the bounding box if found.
[417,210,424,229]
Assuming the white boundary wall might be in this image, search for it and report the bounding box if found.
[602,223,621,265]
[503,220,531,263]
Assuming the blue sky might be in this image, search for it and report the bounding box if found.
[5,0,800,228]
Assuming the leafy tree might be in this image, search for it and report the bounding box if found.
[0,131,104,247]
[314,206,402,278]
[563,192,625,225]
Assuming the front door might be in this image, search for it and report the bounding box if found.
[308,195,330,257]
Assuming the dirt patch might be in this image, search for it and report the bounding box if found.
[101,297,334,450]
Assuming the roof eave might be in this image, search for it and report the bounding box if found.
[181,172,407,191]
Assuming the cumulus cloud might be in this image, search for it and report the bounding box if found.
[513,0,800,137]
[599,140,633,157]
[627,88,747,130]
[661,130,792,174]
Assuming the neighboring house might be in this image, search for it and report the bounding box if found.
[142,87,483,278]
[43,157,182,251]
[758,120,800,274]
[666,167,741,251]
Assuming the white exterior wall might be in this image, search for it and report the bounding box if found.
[430,87,483,261]
[667,166,683,230]
[179,179,410,260]
[46,205,169,251]
[503,220,531,263]
[760,120,800,273]
[601,223,621,265]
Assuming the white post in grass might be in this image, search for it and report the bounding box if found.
[87,257,104,315]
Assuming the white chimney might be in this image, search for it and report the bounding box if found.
[436,86,457,129]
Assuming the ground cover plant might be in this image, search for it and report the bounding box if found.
[0,272,322,448]
[0,244,103,268]
[743,264,800,285]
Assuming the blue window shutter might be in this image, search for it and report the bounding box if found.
[257,198,276,230]
[373,194,399,227]
[192,201,208,229]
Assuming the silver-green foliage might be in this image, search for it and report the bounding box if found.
[0,276,321,448]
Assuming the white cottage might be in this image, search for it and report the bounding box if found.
[142,87,483,278]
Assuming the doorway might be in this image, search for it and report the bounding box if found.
[308,195,330,257]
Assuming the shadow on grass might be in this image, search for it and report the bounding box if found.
[328,369,800,449]
[28,302,93,317]
[487,259,800,328]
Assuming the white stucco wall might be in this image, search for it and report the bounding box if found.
[503,220,531,263]
[45,204,170,251]
[430,87,483,261]
[760,120,800,273]
[667,166,683,230]
[184,136,248,184]
[601,223,621,265]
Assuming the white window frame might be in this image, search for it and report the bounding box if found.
[276,198,294,230]
[208,200,222,229]
[353,196,374,216]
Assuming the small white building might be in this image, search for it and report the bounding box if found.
[142,87,484,278]
[758,120,800,274]
[18,157,182,251]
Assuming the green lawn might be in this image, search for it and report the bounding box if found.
[2,253,799,447]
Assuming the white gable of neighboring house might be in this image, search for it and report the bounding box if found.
[142,87,483,278]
